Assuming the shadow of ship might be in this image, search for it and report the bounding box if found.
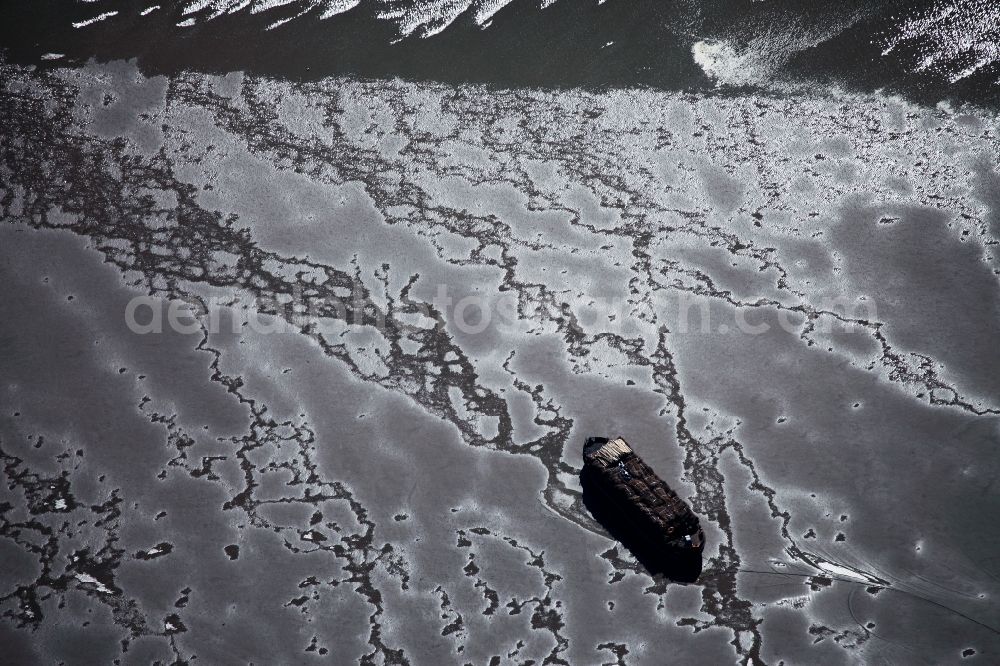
[581,466,703,583]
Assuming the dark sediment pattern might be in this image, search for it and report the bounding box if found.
[1,61,999,663]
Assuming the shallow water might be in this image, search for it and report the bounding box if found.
[3,0,999,104]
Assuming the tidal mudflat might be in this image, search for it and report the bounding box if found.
[2,4,1000,662]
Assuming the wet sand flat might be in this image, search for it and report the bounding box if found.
[2,23,1000,665]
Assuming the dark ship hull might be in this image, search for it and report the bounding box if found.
[582,436,705,556]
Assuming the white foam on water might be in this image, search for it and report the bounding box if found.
[250,0,301,15]
[266,16,295,29]
[692,39,755,86]
[320,0,362,20]
[377,0,486,39]
[180,0,217,16]
[880,0,1000,83]
[72,10,118,28]
[90,0,553,39]
[472,0,515,27]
